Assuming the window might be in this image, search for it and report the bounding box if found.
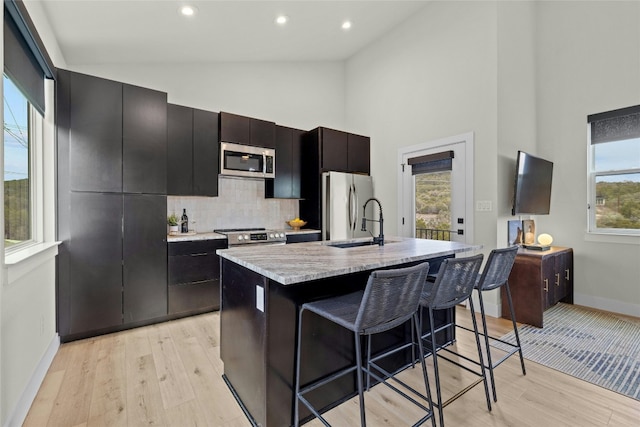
[587,106,640,235]
[3,74,40,249]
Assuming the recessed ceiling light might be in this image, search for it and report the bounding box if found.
[276,15,288,25]
[342,20,352,30]
[180,5,197,17]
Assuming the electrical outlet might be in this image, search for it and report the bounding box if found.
[476,200,492,212]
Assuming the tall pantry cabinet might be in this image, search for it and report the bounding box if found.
[57,69,168,341]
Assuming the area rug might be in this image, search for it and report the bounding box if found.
[496,303,640,401]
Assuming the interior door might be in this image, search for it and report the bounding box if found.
[399,134,472,244]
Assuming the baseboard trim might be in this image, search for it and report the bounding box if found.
[4,333,60,427]
[574,293,640,318]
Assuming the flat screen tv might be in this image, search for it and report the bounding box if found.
[512,151,553,215]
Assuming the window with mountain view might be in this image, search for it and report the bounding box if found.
[4,74,32,248]
[588,106,640,234]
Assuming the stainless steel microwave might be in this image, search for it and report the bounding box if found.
[220,142,275,179]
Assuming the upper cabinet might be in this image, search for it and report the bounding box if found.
[61,69,167,194]
[265,125,303,199]
[123,84,167,194]
[66,71,123,193]
[220,111,275,149]
[167,104,219,197]
[305,127,370,175]
[193,109,220,196]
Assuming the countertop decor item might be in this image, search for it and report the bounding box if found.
[287,218,307,231]
[167,213,180,235]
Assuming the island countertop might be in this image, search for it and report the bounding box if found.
[217,236,481,285]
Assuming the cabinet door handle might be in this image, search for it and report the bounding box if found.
[555,273,560,286]
[565,269,570,281]
[544,278,549,292]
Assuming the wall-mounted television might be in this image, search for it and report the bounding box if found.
[512,151,554,215]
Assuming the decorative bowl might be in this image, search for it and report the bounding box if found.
[287,219,307,231]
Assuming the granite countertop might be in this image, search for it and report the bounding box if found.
[167,232,227,242]
[166,228,320,243]
[217,237,482,285]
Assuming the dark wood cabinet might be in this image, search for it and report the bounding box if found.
[167,104,194,195]
[123,194,168,323]
[265,125,303,199]
[321,127,349,171]
[193,109,219,196]
[286,232,321,244]
[304,127,370,174]
[68,71,123,193]
[347,133,371,174]
[502,247,573,327]
[57,69,171,341]
[168,239,227,315]
[220,111,250,145]
[219,111,275,148]
[167,104,219,196]
[68,192,123,335]
[123,84,167,194]
[250,117,276,149]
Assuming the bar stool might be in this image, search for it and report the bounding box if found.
[418,254,491,427]
[466,246,525,402]
[294,262,436,427]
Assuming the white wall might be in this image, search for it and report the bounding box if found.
[345,1,499,246]
[70,62,345,132]
[534,0,640,316]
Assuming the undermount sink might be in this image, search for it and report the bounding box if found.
[326,240,397,249]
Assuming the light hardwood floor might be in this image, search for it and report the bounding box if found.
[24,306,640,426]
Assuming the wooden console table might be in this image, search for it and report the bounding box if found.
[501,246,573,328]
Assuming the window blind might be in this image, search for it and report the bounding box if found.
[4,0,55,115]
[408,150,454,175]
[588,105,640,145]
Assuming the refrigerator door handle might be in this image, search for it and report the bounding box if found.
[348,184,353,231]
[352,184,358,232]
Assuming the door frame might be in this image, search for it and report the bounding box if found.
[396,132,475,244]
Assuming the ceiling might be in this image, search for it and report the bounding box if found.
[33,0,430,65]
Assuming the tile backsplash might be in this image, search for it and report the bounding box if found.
[167,176,299,232]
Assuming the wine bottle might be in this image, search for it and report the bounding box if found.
[181,209,188,233]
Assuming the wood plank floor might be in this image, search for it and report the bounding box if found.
[24,306,640,426]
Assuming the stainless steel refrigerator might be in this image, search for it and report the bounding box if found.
[321,171,374,241]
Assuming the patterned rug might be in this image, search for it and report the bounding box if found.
[497,303,640,401]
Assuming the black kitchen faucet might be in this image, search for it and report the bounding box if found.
[361,198,384,246]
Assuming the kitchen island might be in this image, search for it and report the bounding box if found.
[218,237,480,427]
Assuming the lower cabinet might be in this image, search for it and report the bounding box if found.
[285,232,321,244]
[168,239,227,315]
[502,246,573,327]
[62,193,167,341]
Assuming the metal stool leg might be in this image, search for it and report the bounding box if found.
[476,290,497,402]
[428,308,445,427]
[505,283,526,376]
[413,313,437,427]
[468,299,492,412]
[354,332,367,426]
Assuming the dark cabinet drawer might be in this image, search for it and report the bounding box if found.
[168,239,226,256]
[168,252,218,285]
[286,232,321,244]
[168,280,219,315]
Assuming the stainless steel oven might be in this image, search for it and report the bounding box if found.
[220,142,275,179]
[214,228,286,247]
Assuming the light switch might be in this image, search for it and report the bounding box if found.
[476,200,492,212]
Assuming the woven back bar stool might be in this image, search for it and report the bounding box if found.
[294,262,436,427]
[464,246,525,402]
[418,254,491,427]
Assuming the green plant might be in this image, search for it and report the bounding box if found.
[167,213,180,226]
